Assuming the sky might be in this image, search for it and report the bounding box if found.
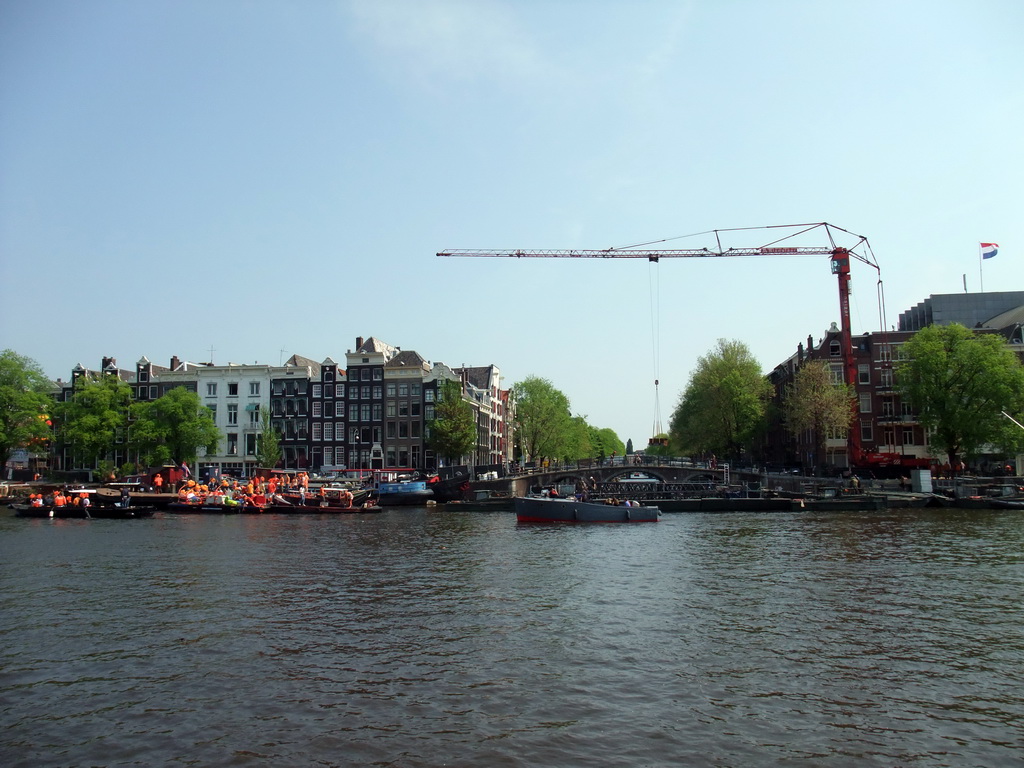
[1,0,1021,448]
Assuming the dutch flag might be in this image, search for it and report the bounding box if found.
[981,242,999,259]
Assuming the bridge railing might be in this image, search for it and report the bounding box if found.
[509,456,711,476]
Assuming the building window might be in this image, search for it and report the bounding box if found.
[249,408,259,426]
[902,427,915,445]
[858,364,870,385]
[250,382,260,396]
[361,386,370,399]
[373,385,382,399]
[387,422,396,439]
[325,384,333,398]
[313,384,322,398]
[386,402,396,417]
[399,402,409,417]
[324,370,333,382]
[411,402,421,417]
[361,369,370,381]
[399,383,409,397]
[881,399,894,418]
[313,422,322,441]
[399,422,408,438]
[228,382,239,396]
[880,368,893,388]
[207,382,217,396]
[324,422,333,441]
[860,420,873,442]
[411,422,421,438]
[349,404,359,421]
[149,385,157,399]
[412,384,421,396]
[245,434,257,455]
[227,433,238,455]
[373,368,382,380]
[323,447,334,467]
[350,427,359,444]
[830,340,841,357]
[859,393,872,413]
[228,404,238,425]
[336,422,345,441]
[878,344,892,362]
[361,404,370,421]
[312,402,322,418]
[372,404,382,420]
[386,383,396,397]
[425,405,435,420]
[425,389,434,403]
[207,404,217,422]
[335,401,344,417]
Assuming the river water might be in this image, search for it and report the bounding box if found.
[2,506,1023,767]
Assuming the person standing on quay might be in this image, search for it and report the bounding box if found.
[153,473,164,493]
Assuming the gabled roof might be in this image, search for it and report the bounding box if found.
[455,365,497,390]
[356,337,398,358]
[387,350,427,369]
[284,354,322,377]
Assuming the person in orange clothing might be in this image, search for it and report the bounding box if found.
[153,473,164,493]
[53,491,67,508]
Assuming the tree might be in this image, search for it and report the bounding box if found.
[511,376,573,462]
[255,406,282,470]
[54,375,134,470]
[562,415,593,461]
[589,426,624,460]
[668,339,771,461]
[896,323,1024,467]
[0,350,54,469]
[130,386,220,467]
[427,378,477,465]
[781,360,855,469]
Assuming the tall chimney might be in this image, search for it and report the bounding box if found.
[356,336,364,350]
[170,355,181,371]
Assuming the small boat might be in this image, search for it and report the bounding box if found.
[377,480,433,507]
[444,490,514,512]
[12,503,90,519]
[515,496,661,523]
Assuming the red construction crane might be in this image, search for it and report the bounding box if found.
[438,222,884,467]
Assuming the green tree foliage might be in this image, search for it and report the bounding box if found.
[0,350,54,467]
[668,339,771,461]
[562,415,592,461]
[511,376,572,462]
[54,375,134,468]
[782,360,855,468]
[896,323,1024,466]
[255,405,282,470]
[130,386,220,467]
[427,378,477,464]
[589,426,624,460]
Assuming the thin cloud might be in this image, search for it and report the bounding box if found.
[344,0,551,89]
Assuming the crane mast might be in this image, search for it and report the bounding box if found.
[438,223,880,468]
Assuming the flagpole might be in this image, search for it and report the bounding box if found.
[979,243,984,293]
